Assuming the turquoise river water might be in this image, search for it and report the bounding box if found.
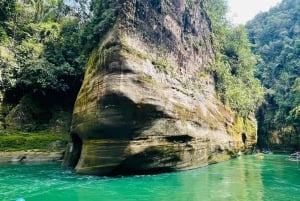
[1,155,300,201]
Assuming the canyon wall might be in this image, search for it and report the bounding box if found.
[63,0,255,176]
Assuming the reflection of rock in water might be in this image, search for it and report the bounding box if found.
[62,0,255,176]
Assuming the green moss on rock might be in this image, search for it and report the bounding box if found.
[0,132,68,152]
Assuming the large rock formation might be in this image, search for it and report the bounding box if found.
[63,0,255,176]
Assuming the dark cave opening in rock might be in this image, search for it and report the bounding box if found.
[242,132,247,145]
[68,133,82,168]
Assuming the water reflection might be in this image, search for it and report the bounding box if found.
[260,155,300,201]
[1,155,300,201]
[162,156,264,201]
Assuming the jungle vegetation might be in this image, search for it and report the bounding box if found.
[0,0,268,150]
[247,0,300,150]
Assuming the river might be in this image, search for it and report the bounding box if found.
[1,155,299,201]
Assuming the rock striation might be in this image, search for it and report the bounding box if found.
[63,0,256,176]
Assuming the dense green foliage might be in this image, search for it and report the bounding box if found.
[0,0,93,144]
[0,0,116,100]
[207,0,264,119]
[0,0,93,150]
[80,0,117,53]
[247,0,300,149]
[0,0,85,99]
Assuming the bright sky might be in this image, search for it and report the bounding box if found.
[226,0,282,25]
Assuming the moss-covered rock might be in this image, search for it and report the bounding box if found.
[63,0,256,176]
[0,132,67,152]
[0,94,71,152]
[2,94,72,133]
[4,95,50,131]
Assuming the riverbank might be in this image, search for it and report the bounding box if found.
[0,150,64,163]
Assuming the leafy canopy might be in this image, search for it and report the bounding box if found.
[207,0,264,119]
[247,0,300,146]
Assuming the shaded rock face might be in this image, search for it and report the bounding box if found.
[63,0,253,176]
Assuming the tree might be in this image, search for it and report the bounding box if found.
[1,0,86,101]
[247,0,300,150]
[207,0,264,119]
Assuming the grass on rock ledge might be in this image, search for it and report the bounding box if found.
[0,131,68,152]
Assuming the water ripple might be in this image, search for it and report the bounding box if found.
[1,156,300,201]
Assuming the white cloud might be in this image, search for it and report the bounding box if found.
[226,0,282,25]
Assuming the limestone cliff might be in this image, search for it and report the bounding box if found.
[63,0,255,176]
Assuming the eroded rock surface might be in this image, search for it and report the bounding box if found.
[63,0,256,176]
